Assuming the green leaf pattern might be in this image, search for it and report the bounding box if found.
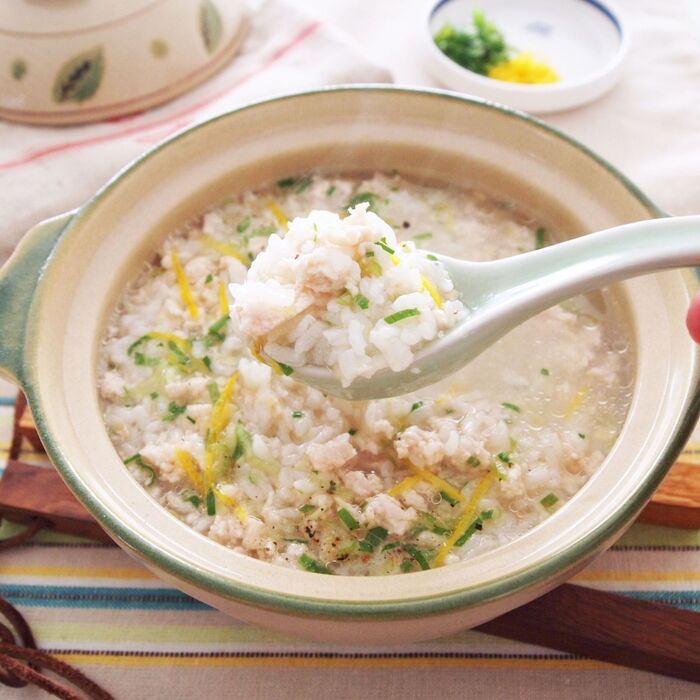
[199,0,223,54]
[11,59,27,81]
[52,46,104,103]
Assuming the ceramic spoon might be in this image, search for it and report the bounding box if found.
[293,215,700,400]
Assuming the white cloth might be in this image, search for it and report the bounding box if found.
[0,0,391,263]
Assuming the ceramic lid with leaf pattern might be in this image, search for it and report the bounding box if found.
[0,0,249,125]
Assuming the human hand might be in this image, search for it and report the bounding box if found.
[687,291,700,343]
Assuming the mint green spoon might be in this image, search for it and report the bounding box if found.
[294,215,700,400]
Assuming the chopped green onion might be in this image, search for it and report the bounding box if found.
[204,316,229,346]
[540,368,550,376]
[123,453,156,486]
[298,504,316,514]
[347,192,378,211]
[296,176,312,193]
[363,259,383,277]
[336,292,353,306]
[292,410,303,419]
[440,490,459,507]
[245,225,276,240]
[433,12,509,76]
[207,382,220,402]
[186,415,196,425]
[410,400,424,413]
[413,232,433,241]
[237,216,251,233]
[127,335,151,356]
[233,421,252,462]
[149,392,159,400]
[299,553,333,574]
[400,559,414,572]
[134,352,160,366]
[426,254,438,261]
[540,492,559,508]
[374,238,395,255]
[283,537,308,544]
[337,507,360,531]
[535,227,546,250]
[358,526,389,553]
[365,251,375,257]
[277,176,296,188]
[203,355,212,370]
[402,544,431,570]
[382,541,401,552]
[578,432,586,439]
[501,402,521,413]
[167,341,191,366]
[384,308,421,325]
[421,512,449,535]
[278,362,294,376]
[206,489,216,515]
[494,464,508,480]
[326,185,336,196]
[454,510,493,547]
[186,494,201,507]
[205,273,214,284]
[163,401,187,422]
[355,294,369,310]
[467,455,481,467]
[348,428,357,436]
[497,451,513,465]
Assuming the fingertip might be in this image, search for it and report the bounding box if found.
[686,290,700,344]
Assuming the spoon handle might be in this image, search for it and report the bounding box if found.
[469,214,700,307]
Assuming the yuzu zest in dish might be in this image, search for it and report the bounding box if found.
[98,173,632,576]
[230,203,466,387]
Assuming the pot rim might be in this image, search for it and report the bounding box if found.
[22,85,700,619]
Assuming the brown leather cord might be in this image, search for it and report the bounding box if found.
[0,519,115,699]
[0,646,114,700]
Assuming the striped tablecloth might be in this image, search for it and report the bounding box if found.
[1,384,699,699]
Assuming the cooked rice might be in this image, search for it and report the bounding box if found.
[98,172,632,576]
[230,203,465,386]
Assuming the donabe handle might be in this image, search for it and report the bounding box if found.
[0,212,72,384]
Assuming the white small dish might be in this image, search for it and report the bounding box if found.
[424,0,629,114]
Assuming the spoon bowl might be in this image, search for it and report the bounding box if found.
[294,215,700,400]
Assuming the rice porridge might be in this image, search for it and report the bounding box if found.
[230,203,466,387]
[99,172,633,576]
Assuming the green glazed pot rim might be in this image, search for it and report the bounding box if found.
[22,85,700,619]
